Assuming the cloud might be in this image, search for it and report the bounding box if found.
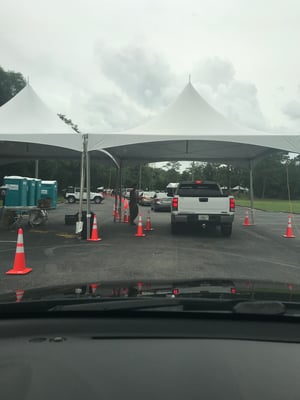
[216,80,268,131]
[73,50,272,134]
[95,43,176,109]
[193,57,235,90]
[69,42,180,132]
[192,57,268,131]
[71,90,153,133]
[282,100,300,120]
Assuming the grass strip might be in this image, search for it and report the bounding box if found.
[235,199,300,213]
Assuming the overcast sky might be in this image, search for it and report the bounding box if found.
[1,0,300,135]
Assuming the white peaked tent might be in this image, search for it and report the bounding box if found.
[88,82,300,166]
[87,81,300,224]
[0,83,87,230]
[0,84,82,161]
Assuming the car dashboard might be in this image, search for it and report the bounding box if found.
[1,312,300,399]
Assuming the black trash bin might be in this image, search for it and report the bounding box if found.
[64,214,77,225]
[79,211,94,240]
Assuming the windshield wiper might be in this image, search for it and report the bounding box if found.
[45,297,292,315]
[0,297,297,317]
[0,297,182,314]
[50,297,183,312]
[50,298,300,318]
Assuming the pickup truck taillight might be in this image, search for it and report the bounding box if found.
[230,197,235,212]
[172,197,178,211]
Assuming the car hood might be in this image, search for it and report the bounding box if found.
[0,278,298,303]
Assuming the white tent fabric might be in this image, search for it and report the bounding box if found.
[88,83,300,165]
[0,82,299,166]
[0,84,82,156]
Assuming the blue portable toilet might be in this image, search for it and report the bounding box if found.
[4,176,28,207]
[41,180,57,209]
[27,178,36,206]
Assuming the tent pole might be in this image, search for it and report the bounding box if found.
[227,164,232,194]
[118,161,123,222]
[34,160,39,178]
[86,138,91,239]
[139,165,142,191]
[249,160,255,224]
[108,168,112,189]
[114,163,120,222]
[78,135,87,224]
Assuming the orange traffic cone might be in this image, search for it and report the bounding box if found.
[144,211,154,231]
[88,214,102,241]
[123,208,129,223]
[135,215,146,237]
[243,208,252,226]
[283,215,295,238]
[6,228,32,275]
[15,289,25,302]
[115,208,120,222]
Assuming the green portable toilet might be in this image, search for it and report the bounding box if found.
[27,178,36,206]
[41,180,57,209]
[3,176,28,207]
[35,179,42,204]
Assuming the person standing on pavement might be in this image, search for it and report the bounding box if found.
[129,186,139,225]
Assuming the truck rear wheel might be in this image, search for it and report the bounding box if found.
[67,196,76,204]
[221,223,232,237]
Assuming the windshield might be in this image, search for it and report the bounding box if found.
[177,182,223,197]
[0,1,300,313]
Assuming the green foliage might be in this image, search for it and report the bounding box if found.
[164,161,181,171]
[57,113,80,133]
[0,66,26,106]
[253,152,289,199]
[0,161,35,179]
[1,152,298,200]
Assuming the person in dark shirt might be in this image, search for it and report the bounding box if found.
[129,186,139,225]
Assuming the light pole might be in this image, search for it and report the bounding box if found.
[139,165,142,191]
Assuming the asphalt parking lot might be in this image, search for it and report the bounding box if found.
[1,196,300,294]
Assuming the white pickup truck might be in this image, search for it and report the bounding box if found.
[171,180,235,236]
[64,187,104,204]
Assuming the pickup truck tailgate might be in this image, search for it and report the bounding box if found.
[177,197,230,214]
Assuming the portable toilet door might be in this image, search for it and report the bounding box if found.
[27,178,36,206]
[35,179,42,205]
[3,176,28,207]
[41,180,57,209]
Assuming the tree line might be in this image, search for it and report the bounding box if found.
[1,153,299,200]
